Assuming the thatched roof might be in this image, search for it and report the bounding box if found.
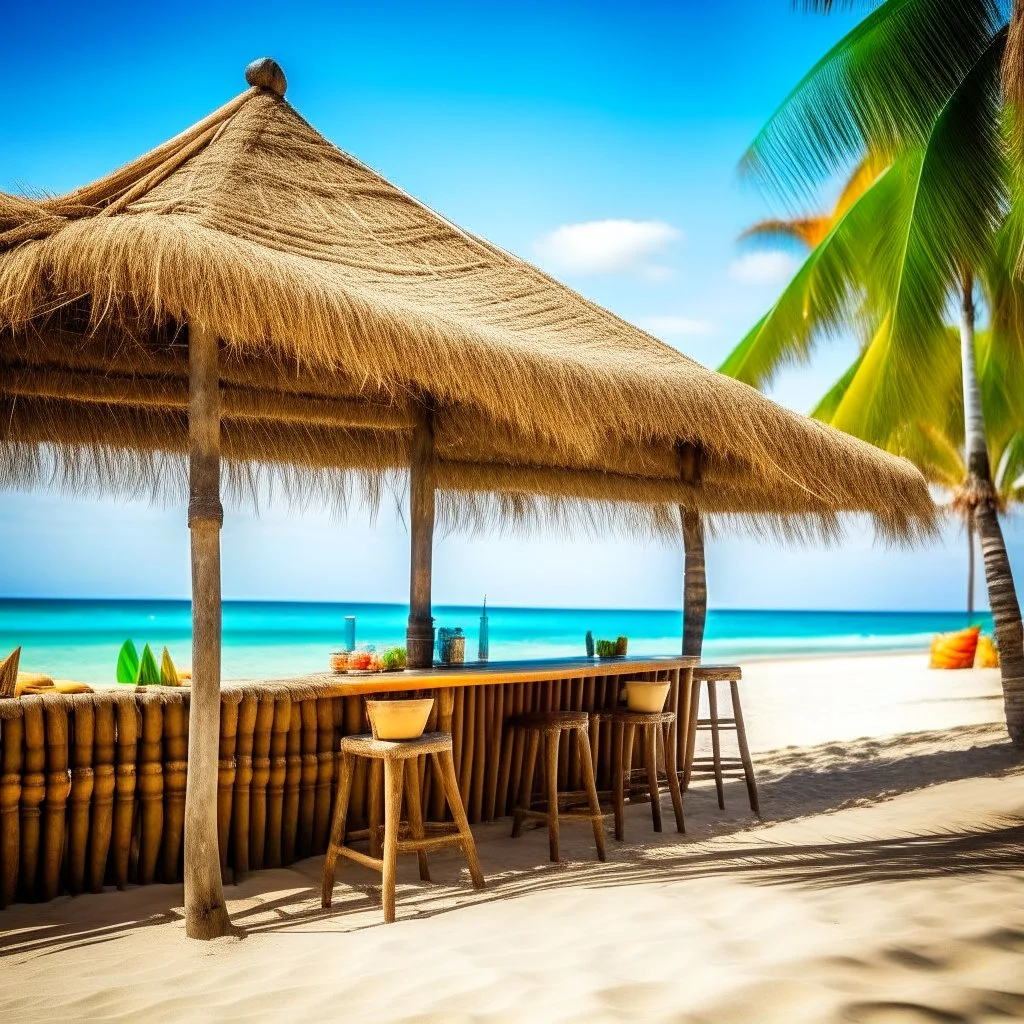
[0,60,936,542]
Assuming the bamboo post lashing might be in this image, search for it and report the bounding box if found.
[217,697,239,877]
[19,697,45,901]
[1,708,24,908]
[67,697,95,896]
[161,698,188,883]
[231,694,258,882]
[41,700,71,902]
[183,322,231,940]
[112,697,138,889]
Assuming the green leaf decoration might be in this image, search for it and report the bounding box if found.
[116,639,140,685]
[137,643,161,686]
[160,647,180,686]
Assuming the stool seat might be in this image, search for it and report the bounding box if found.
[509,711,589,731]
[509,712,605,863]
[593,707,675,727]
[340,731,453,758]
[322,728,485,923]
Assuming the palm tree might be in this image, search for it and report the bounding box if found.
[723,0,1024,744]
[814,327,1024,615]
[736,155,1024,615]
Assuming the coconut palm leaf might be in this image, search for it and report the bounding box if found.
[720,163,900,387]
[829,35,1006,441]
[744,0,1004,197]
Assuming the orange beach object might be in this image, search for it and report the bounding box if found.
[929,626,981,670]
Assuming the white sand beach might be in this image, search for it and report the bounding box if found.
[2,652,1022,1024]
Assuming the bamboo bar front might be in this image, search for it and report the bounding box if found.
[0,656,694,908]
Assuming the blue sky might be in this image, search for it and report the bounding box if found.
[1,0,1017,611]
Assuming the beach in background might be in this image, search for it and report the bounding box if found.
[0,598,993,683]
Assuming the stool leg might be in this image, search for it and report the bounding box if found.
[512,729,539,838]
[708,682,725,810]
[369,759,384,857]
[731,681,761,819]
[436,750,485,889]
[404,758,431,881]
[544,730,561,862]
[682,679,700,791]
[643,725,662,833]
[623,723,636,802]
[321,750,354,909]
[381,758,404,924]
[663,720,685,834]
[575,726,606,862]
[612,718,625,842]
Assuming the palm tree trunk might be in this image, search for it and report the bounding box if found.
[966,518,975,618]
[682,509,707,657]
[960,274,1024,747]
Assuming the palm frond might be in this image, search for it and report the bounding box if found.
[720,163,902,388]
[744,0,1005,198]
[831,35,1006,440]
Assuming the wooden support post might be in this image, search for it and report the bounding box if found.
[406,401,436,669]
[183,323,231,939]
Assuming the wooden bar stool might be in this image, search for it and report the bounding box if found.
[509,711,606,863]
[321,694,485,923]
[594,673,685,840]
[683,665,760,818]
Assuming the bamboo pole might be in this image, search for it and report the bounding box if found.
[67,698,95,896]
[41,699,71,902]
[298,699,318,859]
[183,322,231,939]
[217,698,239,878]
[406,402,436,669]
[231,694,258,882]
[137,700,164,886]
[88,699,116,893]
[112,698,138,889]
[161,698,188,883]
[1,711,24,908]
[266,697,291,869]
[249,697,275,871]
[281,700,302,864]
[19,697,45,901]
[312,698,336,853]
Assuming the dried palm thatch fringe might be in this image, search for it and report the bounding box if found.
[0,70,937,543]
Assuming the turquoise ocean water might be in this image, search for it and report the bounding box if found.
[0,599,993,685]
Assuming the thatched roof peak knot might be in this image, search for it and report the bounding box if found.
[245,58,287,97]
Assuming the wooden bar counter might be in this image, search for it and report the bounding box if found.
[329,655,698,824]
[0,656,696,907]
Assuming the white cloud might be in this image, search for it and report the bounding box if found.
[637,315,718,339]
[535,219,681,276]
[729,250,798,285]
